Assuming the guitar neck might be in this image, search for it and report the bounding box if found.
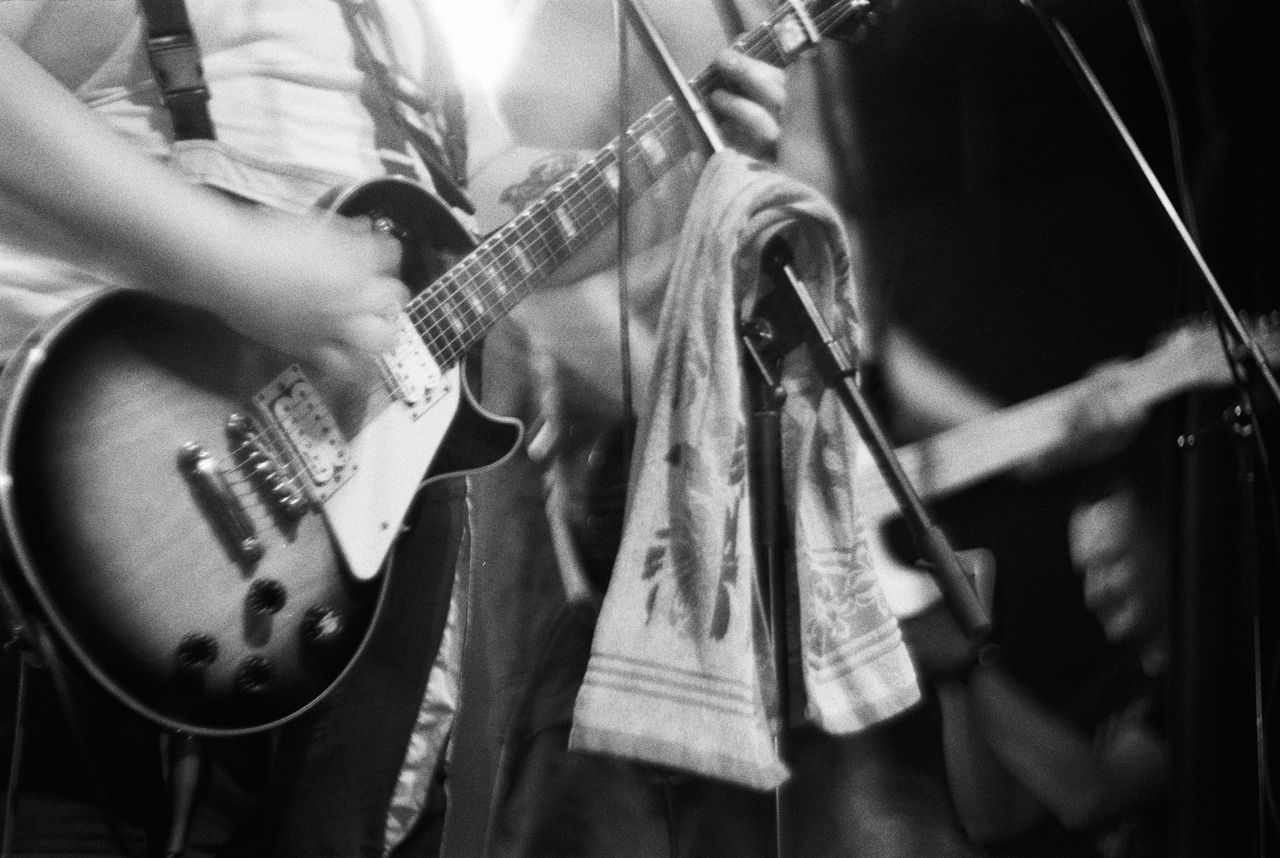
[403,0,879,369]
[856,336,1221,524]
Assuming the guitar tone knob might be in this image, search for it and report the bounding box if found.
[301,606,345,645]
[175,633,219,669]
[246,578,287,615]
[369,214,400,237]
[234,656,275,694]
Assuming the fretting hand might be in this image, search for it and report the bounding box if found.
[708,48,786,161]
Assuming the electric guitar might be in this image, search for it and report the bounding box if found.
[0,0,883,736]
[867,315,1280,617]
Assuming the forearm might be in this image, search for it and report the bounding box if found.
[965,665,1147,831]
[0,34,256,311]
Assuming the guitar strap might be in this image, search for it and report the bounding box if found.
[337,0,474,214]
[136,0,216,141]
[135,0,474,214]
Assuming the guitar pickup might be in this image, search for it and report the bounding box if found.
[251,365,353,503]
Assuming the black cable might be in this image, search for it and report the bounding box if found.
[1,655,29,858]
[660,774,679,858]
[1116,0,1280,846]
[40,645,144,858]
[1122,0,1199,243]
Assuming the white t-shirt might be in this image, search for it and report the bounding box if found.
[0,0,512,362]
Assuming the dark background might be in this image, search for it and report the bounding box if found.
[817,0,1276,853]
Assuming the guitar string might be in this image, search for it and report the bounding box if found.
[215,1,845,516]
[213,1,848,515]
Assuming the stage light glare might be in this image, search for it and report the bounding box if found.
[428,0,524,94]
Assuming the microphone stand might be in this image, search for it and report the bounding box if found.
[746,241,992,641]
[616,4,991,855]
[1020,4,1279,855]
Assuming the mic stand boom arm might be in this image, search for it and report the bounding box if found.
[748,239,993,641]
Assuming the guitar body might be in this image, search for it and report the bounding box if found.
[0,180,521,735]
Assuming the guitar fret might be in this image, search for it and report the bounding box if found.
[583,182,615,229]
[473,247,510,301]
[521,222,558,274]
[635,128,670,174]
[400,0,880,364]
[552,205,578,243]
[540,194,576,262]
[412,287,458,367]
[783,0,821,44]
[509,241,536,278]
[453,263,494,332]
[462,282,487,318]
[601,161,621,196]
[764,19,802,60]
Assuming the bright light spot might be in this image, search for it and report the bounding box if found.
[428,0,527,95]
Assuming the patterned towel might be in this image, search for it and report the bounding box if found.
[569,150,920,789]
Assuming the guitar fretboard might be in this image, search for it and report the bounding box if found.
[401,0,876,369]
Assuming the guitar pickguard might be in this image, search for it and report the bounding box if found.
[243,354,460,582]
[318,365,460,582]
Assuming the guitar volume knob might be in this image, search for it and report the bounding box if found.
[234,656,275,694]
[175,633,219,669]
[301,605,346,645]
[246,578,287,615]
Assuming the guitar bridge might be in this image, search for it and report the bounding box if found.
[178,443,264,565]
[226,412,309,518]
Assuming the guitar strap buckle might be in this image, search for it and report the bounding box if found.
[146,33,207,97]
[137,0,217,141]
[145,32,215,141]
